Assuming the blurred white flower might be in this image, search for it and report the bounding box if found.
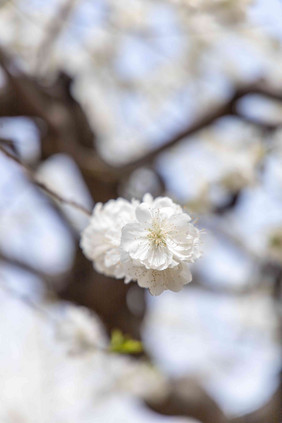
[54,304,108,354]
[80,198,137,278]
[143,287,281,416]
[0,293,173,423]
[102,353,167,401]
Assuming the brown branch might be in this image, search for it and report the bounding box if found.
[235,113,282,131]
[1,45,282,184]
[35,0,78,72]
[0,251,52,279]
[0,251,68,293]
[0,48,49,118]
[147,376,228,423]
[75,82,282,180]
[0,46,114,183]
[0,145,91,216]
[35,181,91,216]
[119,82,282,173]
[0,275,58,320]
[0,136,18,154]
[231,379,282,423]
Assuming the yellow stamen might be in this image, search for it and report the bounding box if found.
[147,227,167,246]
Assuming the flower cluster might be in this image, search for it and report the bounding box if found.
[80,194,202,295]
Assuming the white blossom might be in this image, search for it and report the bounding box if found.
[121,195,202,295]
[80,195,202,295]
[80,198,137,278]
[122,196,201,270]
[122,258,193,296]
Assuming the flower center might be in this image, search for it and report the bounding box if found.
[147,225,167,247]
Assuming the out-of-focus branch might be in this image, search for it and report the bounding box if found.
[231,378,282,423]
[0,145,91,216]
[0,251,50,279]
[35,0,78,73]
[0,251,65,289]
[42,80,282,179]
[1,44,282,185]
[0,275,57,319]
[0,46,116,182]
[35,181,91,216]
[236,113,282,131]
[120,82,282,173]
[0,136,18,154]
[63,80,282,181]
[0,48,53,119]
[147,376,228,423]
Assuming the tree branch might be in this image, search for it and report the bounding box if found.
[119,82,282,173]
[0,251,57,281]
[35,0,78,73]
[0,145,91,216]
[1,44,282,184]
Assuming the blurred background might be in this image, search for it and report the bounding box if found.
[0,0,281,422]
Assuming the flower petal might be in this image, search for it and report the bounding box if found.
[135,203,152,224]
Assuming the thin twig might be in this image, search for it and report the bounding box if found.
[35,181,91,216]
[0,145,91,216]
[0,251,56,279]
[0,277,56,319]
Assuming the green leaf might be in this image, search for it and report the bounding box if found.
[109,329,143,354]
